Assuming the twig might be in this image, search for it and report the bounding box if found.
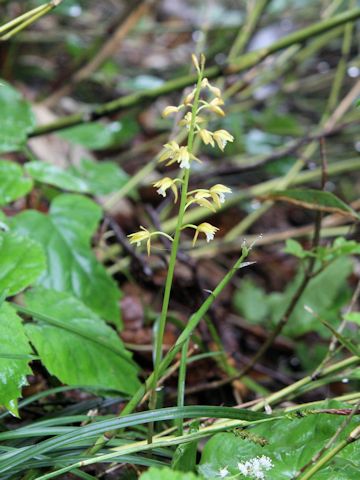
[29,9,360,136]
[42,0,154,107]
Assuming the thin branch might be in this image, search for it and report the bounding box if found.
[29,8,360,136]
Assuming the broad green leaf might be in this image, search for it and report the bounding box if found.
[0,160,33,205]
[283,239,307,259]
[25,162,89,193]
[233,279,269,325]
[68,158,129,195]
[25,158,129,195]
[268,257,352,337]
[140,467,200,480]
[58,118,139,150]
[200,402,360,479]
[12,194,121,326]
[0,231,46,296]
[0,302,32,416]
[24,288,140,395]
[344,312,360,325]
[266,189,359,219]
[0,81,35,153]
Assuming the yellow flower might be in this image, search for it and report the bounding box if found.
[186,190,216,212]
[184,89,196,105]
[209,184,232,208]
[162,106,180,117]
[178,146,190,169]
[208,97,225,116]
[127,226,152,256]
[179,111,204,129]
[201,78,222,98]
[192,222,219,245]
[158,141,180,163]
[213,129,234,151]
[153,177,179,202]
[199,128,215,147]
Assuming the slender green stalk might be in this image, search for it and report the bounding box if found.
[298,424,360,480]
[0,1,62,40]
[148,64,205,435]
[0,3,49,34]
[30,8,360,136]
[176,338,190,435]
[228,0,271,59]
[87,243,250,455]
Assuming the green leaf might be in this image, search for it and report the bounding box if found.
[200,402,360,479]
[0,160,33,205]
[58,118,139,150]
[140,467,200,480]
[284,238,307,259]
[344,312,360,325]
[269,257,352,337]
[233,279,269,325]
[266,189,359,218]
[68,158,129,195]
[25,162,89,193]
[0,231,46,296]
[0,302,32,416]
[24,288,140,395]
[25,158,129,196]
[12,194,121,326]
[0,80,35,153]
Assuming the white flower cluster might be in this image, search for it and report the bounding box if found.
[217,456,274,479]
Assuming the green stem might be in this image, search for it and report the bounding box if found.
[0,1,61,40]
[228,0,271,59]
[30,8,360,136]
[86,242,250,455]
[176,338,190,436]
[148,63,205,438]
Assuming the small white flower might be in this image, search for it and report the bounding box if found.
[258,456,273,470]
[178,146,190,169]
[218,466,229,478]
[237,456,273,480]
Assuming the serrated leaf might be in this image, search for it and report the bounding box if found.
[0,81,35,153]
[140,467,200,480]
[265,189,359,218]
[200,402,360,479]
[24,288,140,395]
[0,302,32,416]
[0,160,33,205]
[12,194,121,326]
[0,231,46,296]
[25,157,129,195]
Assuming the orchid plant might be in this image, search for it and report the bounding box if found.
[127,54,234,435]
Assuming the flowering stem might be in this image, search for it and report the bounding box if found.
[148,60,205,440]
